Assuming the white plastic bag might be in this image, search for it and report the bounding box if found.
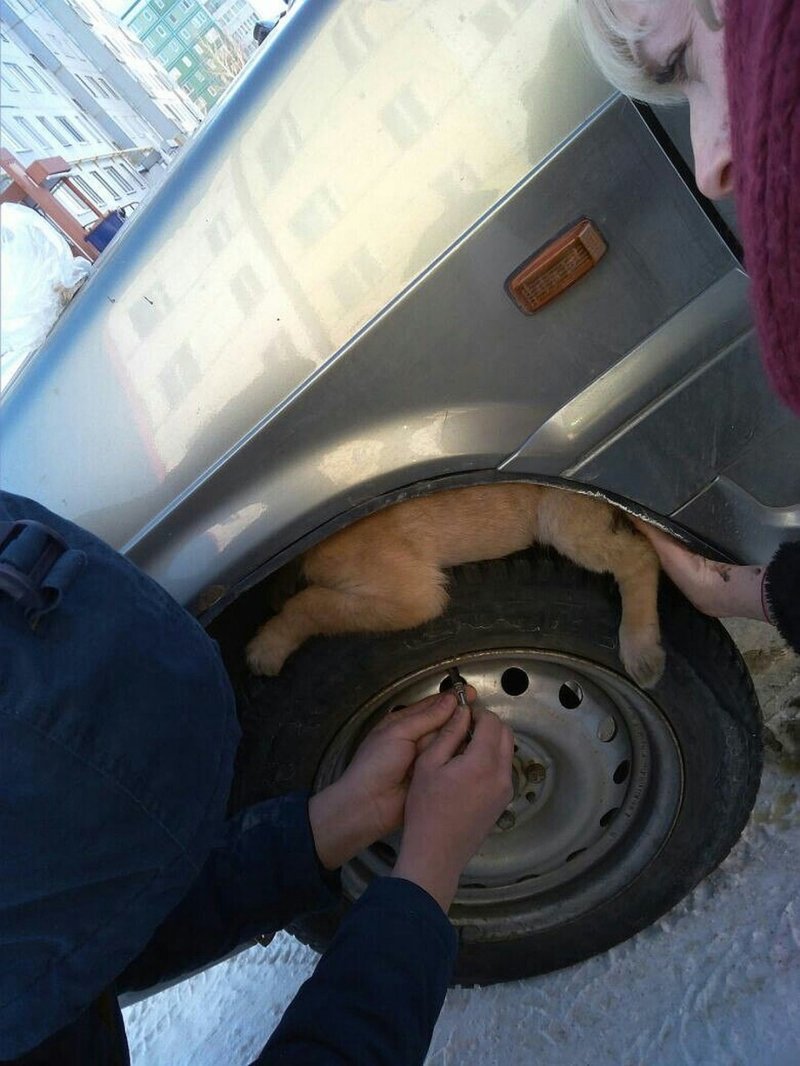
[0,203,92,392]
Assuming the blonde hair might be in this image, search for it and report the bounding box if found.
[574,0,722,106]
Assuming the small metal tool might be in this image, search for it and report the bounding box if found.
[447,666,474,740]
[447,666,469,708]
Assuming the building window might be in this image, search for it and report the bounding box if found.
[27,66,52,92]
[159,38,182,64]
[0,120,26,152]
[6,63,38,91]
[98,78,120,99]
[120,160,145,189]
[71,175,100,202]
[75,74,94,96]
[332,12,373,71]
[55,184,89,214]
[0,68,18,92]
[105,165,134,193]
[37,116,70,146]
[57,117,88,144]
[206,213,231,254]
[78,112,105,141]
[90,169,120,199]
[380,85,431,150]
[159,343,200,406]
[90,76,111,98]
[13,116,49,149]
[132,9,156,32]
[289,186,342,246]
[230,265,264,314]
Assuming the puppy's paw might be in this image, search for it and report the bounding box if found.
[246,628,293,676]
[619,626,666,690]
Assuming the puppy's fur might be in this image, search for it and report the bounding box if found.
[246,484,665,688]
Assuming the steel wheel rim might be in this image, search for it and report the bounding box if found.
[314,649,683,938]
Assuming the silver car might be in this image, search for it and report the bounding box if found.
[5,0,796,985]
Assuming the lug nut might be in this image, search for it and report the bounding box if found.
[496,810,516,830]
[526,761,546,783]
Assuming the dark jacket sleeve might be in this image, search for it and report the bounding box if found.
[764,541,800,654]
[119,791,339,993]
[254,877,458,1066]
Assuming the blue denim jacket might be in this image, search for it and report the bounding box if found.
[1,494,456,1065]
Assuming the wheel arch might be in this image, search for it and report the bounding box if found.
[201,468,730,638]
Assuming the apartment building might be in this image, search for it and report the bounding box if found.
[122,0,260,112]
[0,0,203,225]
[205,0,260,55]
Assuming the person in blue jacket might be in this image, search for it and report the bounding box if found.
[0,491,513,1066]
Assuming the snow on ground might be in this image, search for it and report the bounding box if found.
[125,620,800,1065]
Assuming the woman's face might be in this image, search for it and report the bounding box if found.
[613,0,732,200]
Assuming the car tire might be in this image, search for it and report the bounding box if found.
[229,549,762,985]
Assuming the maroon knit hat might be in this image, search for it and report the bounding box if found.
[725,0,800,415]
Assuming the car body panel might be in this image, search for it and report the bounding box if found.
[2,0,798,614]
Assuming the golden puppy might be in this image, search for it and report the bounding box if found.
[246,484,665,688]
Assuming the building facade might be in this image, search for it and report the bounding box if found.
[206,0,260,55]
[0,0,202,227]
[122,0,260,113]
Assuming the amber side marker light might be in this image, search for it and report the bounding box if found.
[505,218,607,315]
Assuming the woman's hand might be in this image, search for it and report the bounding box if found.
[308,690,475,870]
[632,518,770,622]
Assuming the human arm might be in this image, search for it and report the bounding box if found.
[119,692,472,993]
[633,520,800,653]
[254,702,514,1065]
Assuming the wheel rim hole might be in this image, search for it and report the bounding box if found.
[559,681,583,709]
[439,673,466,693]
[566,848,586,863]
[501,667,529,696]
[613,760,630,784]
[525,790,536,803]
[600,807,620,827]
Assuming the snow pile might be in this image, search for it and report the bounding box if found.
[124,748,799,1065]
[0,203,90,393]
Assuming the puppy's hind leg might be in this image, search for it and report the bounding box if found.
[246,559,450,676]
[540,495,665,688]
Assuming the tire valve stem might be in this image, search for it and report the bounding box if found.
[448,666,474,740]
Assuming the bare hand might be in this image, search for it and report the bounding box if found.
[632,518,769,622]
[309,690,475,870]
[391,703,514,912]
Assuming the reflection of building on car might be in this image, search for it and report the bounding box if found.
[4,0,798,995]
